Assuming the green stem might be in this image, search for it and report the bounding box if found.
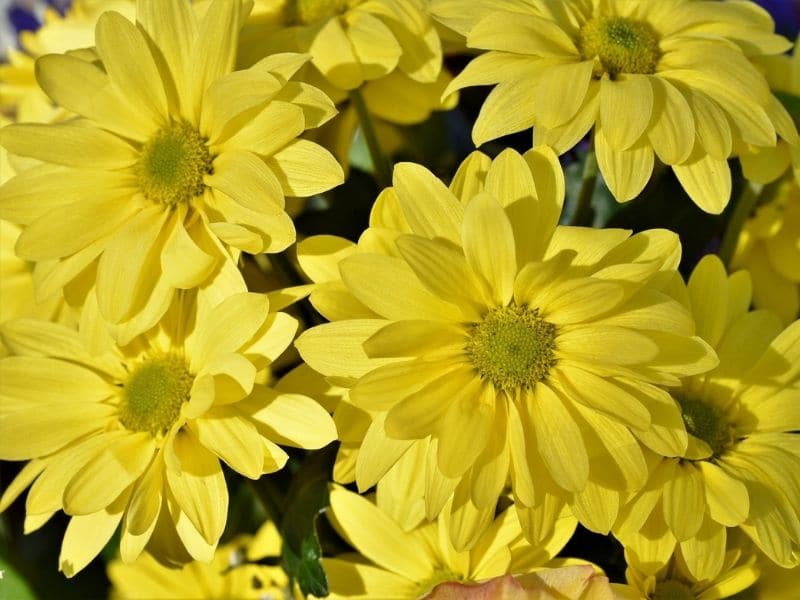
[569,150,598,226]
[349,88,392,189]
[719,181,763,266]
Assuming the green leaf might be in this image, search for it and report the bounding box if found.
[0,557,36,600]
[279,446,336,598]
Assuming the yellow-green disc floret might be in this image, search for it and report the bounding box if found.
[138,121,213,206]
[120,354,193,435]
[677,396,734,458]
[579,16,661,77]
[466,305,557,391]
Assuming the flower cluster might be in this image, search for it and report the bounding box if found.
[0,1,797,599]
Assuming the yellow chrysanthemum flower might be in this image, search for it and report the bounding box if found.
[617,542,759,600]
[431,0,797,212]
[296,149,717,550]
[614,255,800,581]
[240,0,442,91]
[0,291,336,576]
[238,0,455,172]
[109,520,289,599]
[0,0,135,122]
[732,173,800,326]
[741,35,800,185]
[317,485,576,599]
[0,0,343,342]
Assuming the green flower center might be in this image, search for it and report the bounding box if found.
[138,121,213,206]
[652,579,695,600]
[120,355,193,435]
[579,16,660,77]
[677,397,733,458]
[465,305,557,391]
[285,0,349,25]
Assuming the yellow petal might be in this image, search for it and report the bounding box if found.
[663,463,705,540]
[467,12,577,57]
[673,152,731,214]
[647,77,694,165]
[95,10,168,127]
[345,10,401,80]
[165,431,227,545]
[0,122,137,168]
[323,557,418,598]
[528,385,588,493]
[0,403,116,461]
[595,127,654,202]
[341,253,461,321]
[684,89,732,160]
[678,516,726,581]
[136,0,195,112]
[189,0,241,120]
[207,150,284,213]
[222,101,305,157]
[59,491,129,578]
[473,79,537,146]
[191,292,269,369]
[355,412,414,491]
[556,367,650,430]
[396,235,484,316]
[385,367,469,439]
[309,17,362,89]
[687,254,729,346]
[437,379,494,477]
[392,162,463,243]
[95,205,169,324]
[535,60,594,128]
[699,461,749,527]
[266,139,344,196]
[461,192,517,306]
[160,215,217,289]
[247,388,337,450]
[328,486,432,580]
[35,54,151,141]
[63,433,154,515]
[192,409,265,479]
[600,74,653,150]
[295,319,393,379]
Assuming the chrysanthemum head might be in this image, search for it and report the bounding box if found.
[465,305,557,391]
[652,579,694,600]
[677,396,733,458]
[285,0,349,25]
[120,354,193,435]
[138,121,213,206]
[578,16,660,77]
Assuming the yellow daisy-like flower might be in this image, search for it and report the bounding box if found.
[239,0,442,91]
[431,0,797,212]
[0,0,343,342]
[617,542,759,600]
[109,520,289,599]
[614,255,800,581]
[0,291,337,576]
[0,0,135,122]
[740,35,800,185]
[317,485,576,599]
[237,0,455,171]
[296,149,717,550]
[732,179,800,325]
